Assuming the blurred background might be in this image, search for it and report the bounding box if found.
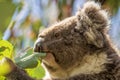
[0,0,120,51]
[0,0,120,79]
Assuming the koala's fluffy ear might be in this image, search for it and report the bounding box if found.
[76,1,110,48]
[83,1,110,29]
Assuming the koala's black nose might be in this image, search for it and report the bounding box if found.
[33,37,44,52]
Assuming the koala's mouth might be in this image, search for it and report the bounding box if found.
[34,44,55,59]
[34,46,48,53]
[34,44,59,67]
[34,44,50,55]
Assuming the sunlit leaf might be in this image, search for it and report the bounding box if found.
[0,57,13,76]
[0,39,14,78]
[0,40,13,60]
[0,76,5,80]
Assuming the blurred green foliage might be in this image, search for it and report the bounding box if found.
[0,0,16,34]
[105,0,120,14]
[26,62,45,79]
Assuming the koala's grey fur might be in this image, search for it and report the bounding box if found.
[34,1,120,80]
[6,1,120,80]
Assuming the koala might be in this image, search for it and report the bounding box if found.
[34,1,120,80]
[5,1,120,80]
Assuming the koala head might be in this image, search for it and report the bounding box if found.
[34,1,110,78]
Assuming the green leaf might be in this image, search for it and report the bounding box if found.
[0,57,14,76]
[0,76,5,80]
[15,47,46,69]
[26,61,45,79]
[15,52,46,69]
[0,40,13,60]
[15,54,39,69]
[0,40,14,76]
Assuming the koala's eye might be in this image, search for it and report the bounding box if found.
[38,34,45,38]
[54,32,60,38]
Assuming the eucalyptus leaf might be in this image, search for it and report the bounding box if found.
[15,52,46,69]
[0,40,13,60]
[0,57,14,76]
